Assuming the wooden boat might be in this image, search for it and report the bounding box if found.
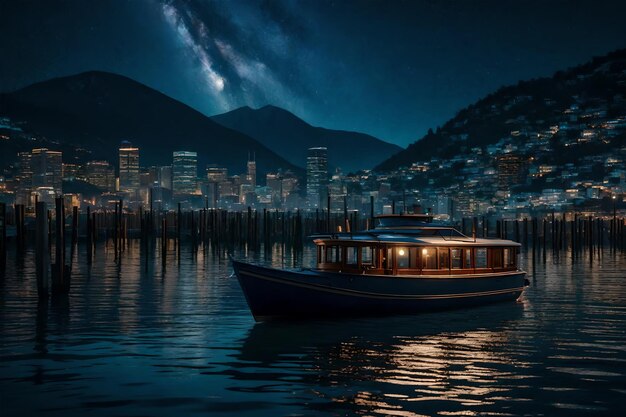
[232,214,528,321]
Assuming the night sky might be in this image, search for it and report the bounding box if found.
[2,0,626,147]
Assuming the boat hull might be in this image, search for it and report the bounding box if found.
[232,260,527,320]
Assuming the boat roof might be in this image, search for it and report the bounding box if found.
[311,214,521,247]
[311,229,521,247]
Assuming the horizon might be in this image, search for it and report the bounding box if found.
[2,0,626,147]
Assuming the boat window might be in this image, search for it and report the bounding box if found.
[438,248,450,270]
[475,248,487,268]
[396,247,409,269]
[491,248,503,268]
[504,247,516,268]
[451,248,462,269]
[361,247,373,265]
[422,247,437,269]
[346,247,358,266]
[464,248,472,269]
[325,246,341,263]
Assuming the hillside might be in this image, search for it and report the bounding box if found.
[376,48,626,173]
[0,71,301,178]
[211,105,402,173]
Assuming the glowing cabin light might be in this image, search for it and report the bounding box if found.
[398,249,405,256]
[422,248,428,256]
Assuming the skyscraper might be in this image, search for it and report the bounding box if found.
[496,154,527,191]
[85,161,115,191]
[246,153,256,188]
[15,151,32,205]
[31,148,63,195]
[119,141,140,193]
[306,147,328,207]
[158,166,173,190]
[172,151,197,195]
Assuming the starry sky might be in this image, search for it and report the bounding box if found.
[1,0,626,147]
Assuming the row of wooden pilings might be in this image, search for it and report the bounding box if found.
[0,200,624,298]
[458,214,626,255]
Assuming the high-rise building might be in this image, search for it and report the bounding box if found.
[172,151,197,195]
[306,147,328,207]
[246,154,256,188]
[207,166,228,183]
[158,166,172,190]
[15,151,32,205]
[119,141,140,193]
[496,154,527,191]
[85,161,115,191]
[62,163,80,181]
[31,148,63,195]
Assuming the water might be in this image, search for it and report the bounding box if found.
[1,242,625,416]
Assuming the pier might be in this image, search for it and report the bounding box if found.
[0,201,624,298]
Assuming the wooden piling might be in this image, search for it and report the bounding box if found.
[0,202,5,273]
[52,197,69,294]
[326,195,331,233]
[86,206,92,263]
[35,202,49,297]
[370,196,375,229]
[70,206,78,268]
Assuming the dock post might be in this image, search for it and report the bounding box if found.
[35,202,49,298]
[161,217,167,269]
[86,206,92,263]
[370,196,375,229]
[326,195,331,233]
[343,196,348,232]
[15,204,25,250]
[542,218,547,259]
[52,197,68,294]
[70,206,78,267]
[177,203,181,260]
[113,202,118,257]
[0,202,5,274]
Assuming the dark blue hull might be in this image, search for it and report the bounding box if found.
[232,260,527,321]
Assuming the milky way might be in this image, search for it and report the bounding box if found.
[2,0,626,147]
[159,0,311,116]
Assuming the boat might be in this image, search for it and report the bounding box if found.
[232,214,528,321]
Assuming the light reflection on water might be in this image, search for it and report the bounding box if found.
[0,241,625,416]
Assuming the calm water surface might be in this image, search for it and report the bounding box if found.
[1,242,625,416]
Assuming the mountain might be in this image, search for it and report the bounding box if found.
[211,105,402,173]
[0,71,301,178]
[375,48,626,172]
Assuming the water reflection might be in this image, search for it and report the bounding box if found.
[230,306,528,416]
[0,242,624,416]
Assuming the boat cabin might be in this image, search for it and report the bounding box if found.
[313,216,520,276]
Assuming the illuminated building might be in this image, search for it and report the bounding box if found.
[306,147,328,207]
[85,161,115,191]
[15,151,32,205]
[496,154,527,191]
[246,154,256,187]
[172,151,197,195]
[119,141,140,193]
[31,148,63,195]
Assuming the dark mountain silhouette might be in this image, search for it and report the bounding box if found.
[211,105,402,173]
[375,48,626,172]
[0,71,301,178]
